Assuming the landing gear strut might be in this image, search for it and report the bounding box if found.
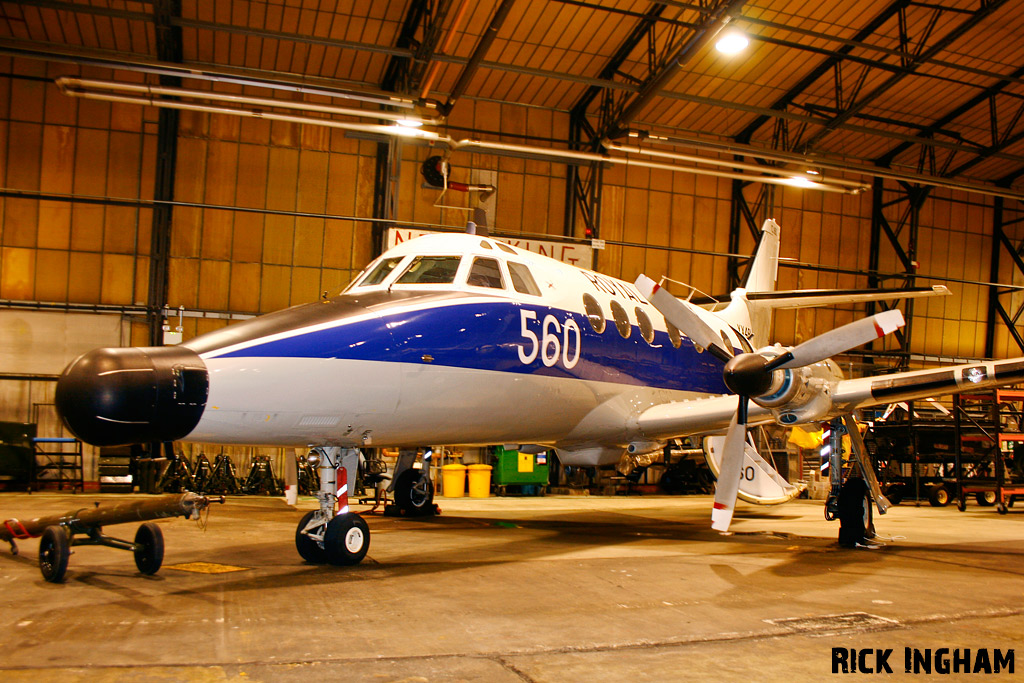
[294,447,370,566]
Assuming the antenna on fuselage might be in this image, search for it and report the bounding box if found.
[466,206,489,236]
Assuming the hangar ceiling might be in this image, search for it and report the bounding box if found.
[4,0,1024,198]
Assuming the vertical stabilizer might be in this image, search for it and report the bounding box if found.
[742,219,780,294]
[721,219,780,348]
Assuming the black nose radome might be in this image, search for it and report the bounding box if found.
[56,346,209,446]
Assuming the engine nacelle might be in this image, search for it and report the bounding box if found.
[744,346,844,425]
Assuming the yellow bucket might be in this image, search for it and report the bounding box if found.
[467,464,493,498]
[441,464,467,497]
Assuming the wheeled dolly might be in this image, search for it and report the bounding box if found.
[2,493,223,583]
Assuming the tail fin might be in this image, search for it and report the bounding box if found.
[718,218,949,349]
[721,219,780,348]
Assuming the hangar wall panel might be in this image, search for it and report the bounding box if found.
[0,56,1012,372]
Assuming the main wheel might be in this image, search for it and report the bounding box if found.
[39,525,70,583]
[295,510,327,564]
[928,484,950,507]
[976,490,998,507]
[394,468,435,516]
[884,485,903,505]
[133,522,165,575]
[323,513,370,566]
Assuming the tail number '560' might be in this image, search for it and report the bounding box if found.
[518,310,581,369]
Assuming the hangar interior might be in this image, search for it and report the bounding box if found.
[2,0,1024,498]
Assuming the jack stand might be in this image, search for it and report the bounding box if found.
[207,455,240,494]
[242,455,283,495]
[157,451,195,493]
[192,454,212,493]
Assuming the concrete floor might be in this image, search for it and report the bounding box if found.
[0,491,1021,682]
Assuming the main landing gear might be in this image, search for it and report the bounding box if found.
[389,448,436,516]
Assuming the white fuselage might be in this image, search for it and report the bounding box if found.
[181,234,748,465]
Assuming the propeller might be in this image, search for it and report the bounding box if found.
[636,275,905,531]
[634,275,732,361]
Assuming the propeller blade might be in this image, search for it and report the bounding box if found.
[711,398,748,532]
[766,309,904,371]
[635,275,732,361]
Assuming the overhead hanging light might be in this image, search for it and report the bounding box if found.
[715,31,749,55]
[782,175,819,189]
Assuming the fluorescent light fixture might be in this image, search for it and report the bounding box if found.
[783,175,818,189]
[395,118,424,128]
[715,31,749,55]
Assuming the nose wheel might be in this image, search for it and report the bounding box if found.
[294,447,371,566]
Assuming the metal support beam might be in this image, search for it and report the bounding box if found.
[146,0,182,346]
[867,177,930,369]
[381,0,430,95]
[605,0,745,140]
[441,0,516,116]
[562,4,668,242]
[735,0,908,144]
[727,176,772,289]
[985,197,1024,356]
[800,1,1009,151]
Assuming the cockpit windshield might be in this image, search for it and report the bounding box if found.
[395,256,462,284]
[354,256,403,288]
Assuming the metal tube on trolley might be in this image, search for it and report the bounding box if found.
[1,492,221,543]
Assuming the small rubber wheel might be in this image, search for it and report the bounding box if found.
[975,490,997,507]
[39,526,70,583]
[956,496,966,512]
[295,510,327,564]
[133,523,165,575]
[394,469,435,516]
[928,485,950,507]
[997,502,1008,515]
[323,513,370,566]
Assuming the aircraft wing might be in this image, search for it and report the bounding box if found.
[830,356,1024,411]
[637,356,1024,442]
[638,394,775,441]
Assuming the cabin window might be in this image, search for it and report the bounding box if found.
[665,318,682,348]
[480,240,493,249]
[508,262,541,296]
[496,242,517,254]
[583,294,605,333]
[635,307,655,344]
[354,256,403,287]
[396,256,462,284]
[467,257,505,288]
[610,300,631,339]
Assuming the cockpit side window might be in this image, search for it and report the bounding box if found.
[467,257,505,288]
[396,256,462,284]
[508,262,541,296]
[353,256,403,287]
[495,242,517,255]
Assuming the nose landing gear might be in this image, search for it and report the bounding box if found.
[294,447,369,566]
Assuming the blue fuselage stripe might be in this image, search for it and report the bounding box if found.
[213,301,729,394]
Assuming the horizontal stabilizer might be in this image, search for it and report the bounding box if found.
[741,285,949,309]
